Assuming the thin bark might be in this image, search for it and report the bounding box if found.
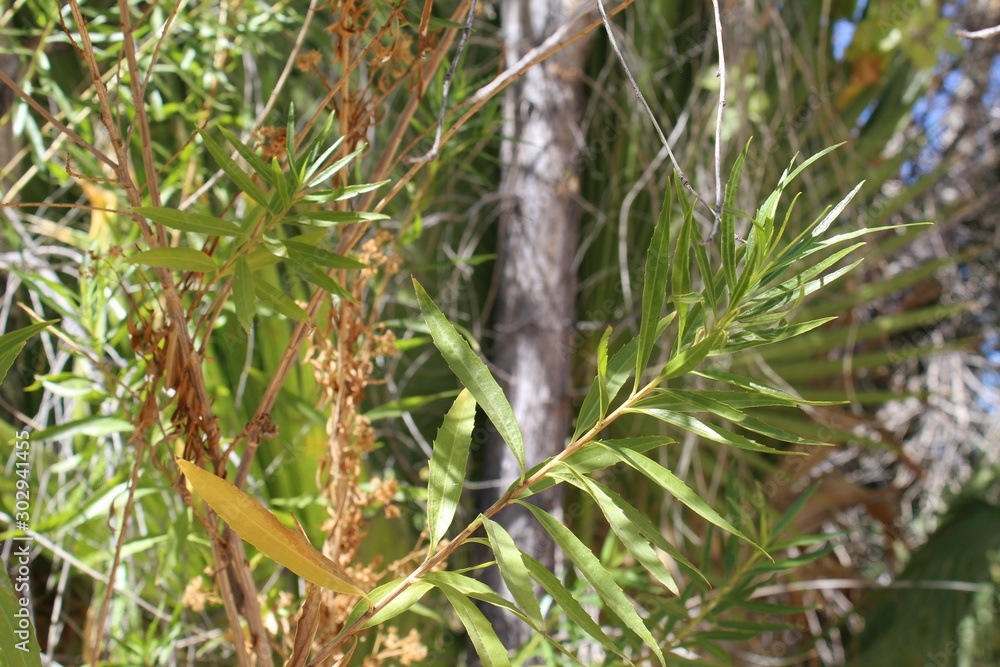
[480,0,592,648]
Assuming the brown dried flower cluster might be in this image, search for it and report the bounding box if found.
[297,219,406,654]
[295,49,323,72]
[255,126,288,160]
[363,627,428,666]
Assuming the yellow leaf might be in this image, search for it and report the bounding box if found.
[176,458,368,599]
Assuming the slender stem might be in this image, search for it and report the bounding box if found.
[955,23,1000,39]
[706,0,727,243]
[0,68,118,171]
[595,0,698,200]
[405,0,479,164]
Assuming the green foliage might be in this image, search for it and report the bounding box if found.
[846,481,1000,666]
[399,146,895,665]
[2,0,977,663]
[0,565,42,667]
[0,321,55,385]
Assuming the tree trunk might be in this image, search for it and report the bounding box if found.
[480,0,592,648]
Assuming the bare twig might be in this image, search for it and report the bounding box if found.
[372,0,623,217]
[594,0,695,197]
[251,0,318,134]
[0,68,118,171]
[707,0,726,242]
[404,0,479,163]
[955,23,1000,39]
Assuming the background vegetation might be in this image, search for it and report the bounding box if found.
[0,0,997,665]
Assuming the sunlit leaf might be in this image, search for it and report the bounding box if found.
[32,416,134,442]
[126,248,216,272]
[233,257,256,333]
[557,466,681,596]
[283,253,358,304]
[426,390,476,551]
[414,278,525,474]
[294,210,389,228]
[306,143,367,187]
[597,442,767,557]
[134,207,247,237]
[520,552,627,661]
[0,320,56,386]
[342,578,435,629]
[175,458,367,598]
[252,275,309,320]
[218,127,275,186]
[0,567,41,667]
[435,581,511,667]
[201,131,271,210]
[521,502,666,666]
[636,186,672,390]
[483,517,544,626]
[283,239,368,270]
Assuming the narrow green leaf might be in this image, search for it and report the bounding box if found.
[330,180,390,201]
[597,326,612,417]
[748,244,864,311]
[672,201,696,339]
[306,143,367,187]
[636,187,672,391]
[436,582,511,667]
[283,254,359,304]
[520,552,628,662]
[628,407,792,455]
[271,157,289,207]
[483,517,544,626]
[423,571,530,622]
[693,239,719,310]
[771,481,821,539]
[559,467,681,596]
[657,332,720,381]
[720,317,838,354]
[574,315,674,440]
[233,257,256,333]
[201,131,270,209]
[426,390,477,551]
[31,416,134,442]
[364,389,458,421]
[811,181,864,237]
[134,206,246,237]
[782,143,845,187]
[0,566,42,667]
[283,239,368,270]
[218,127,275,186]
[521,503,666,666]
[252,275,309,320]
[597,442,767,558]
[126,248,216,272]
[295,210,389,227]
[414,279,525,474]
[693,370,839,406]
[285,102,298,174]
[342,578,435,629]
[301,135,346,185]
[662,391,829,446]
[522,437,672,497]
[720,143,749,291]
[0,320,55,386]
[584,475,706,585]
